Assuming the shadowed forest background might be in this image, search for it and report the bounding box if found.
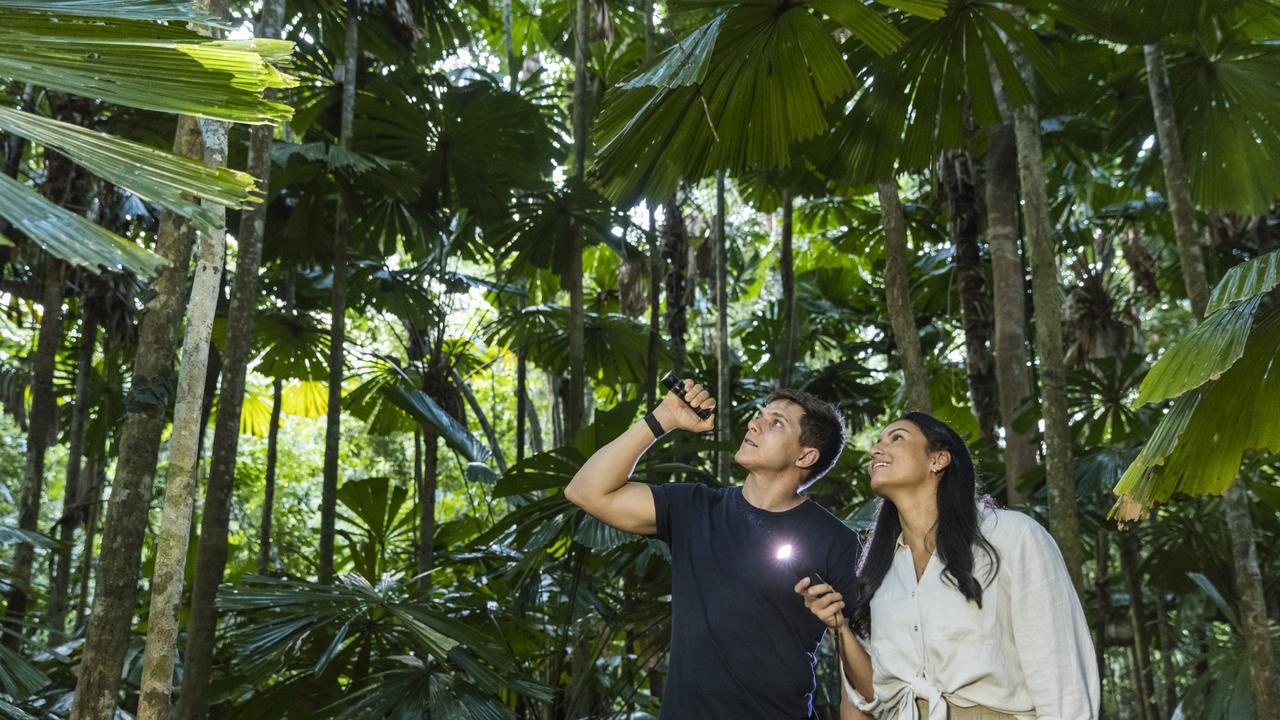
[0,0,1278,718]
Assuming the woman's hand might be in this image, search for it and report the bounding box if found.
[795,576,846,630]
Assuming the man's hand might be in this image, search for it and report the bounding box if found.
[653,379,716,434]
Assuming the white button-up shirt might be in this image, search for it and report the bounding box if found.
[846,507,1100,719]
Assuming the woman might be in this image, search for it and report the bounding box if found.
[797,412,1099,719]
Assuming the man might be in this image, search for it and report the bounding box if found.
[565,379,862,718]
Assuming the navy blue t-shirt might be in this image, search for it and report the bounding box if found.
[649,483,862,719]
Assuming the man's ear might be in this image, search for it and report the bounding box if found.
[795,447,820,471]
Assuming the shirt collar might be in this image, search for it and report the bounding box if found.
[894,532,909,550]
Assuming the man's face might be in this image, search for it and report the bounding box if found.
[734,399,814,475]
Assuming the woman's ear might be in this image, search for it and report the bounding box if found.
[930,450,952,474]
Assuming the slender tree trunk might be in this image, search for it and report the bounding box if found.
[135,100,229,720]
[175,5,282,714]
[517,345,527,462]
[258,376,283,574]
[1005,13,1085,595]
[645,209,662,407]
[320,0,359,583]
[566,0,591,444]
[46,310,99,643]
[877,178,931,412]
[504,0,517,92]
[1148,516,1177,717]
[526,387,544,454]
[984,116,1037,505]
[983,114,1034,502]
[74,460,103,636]
[1144,42,1209,319]
[714,172,731,484]
[778,190,797,389]
[1225,481,1280,717]
[417,431,439,591]
[1093,526,1110,687]
[939,150,999,443]
[1118,534,1159,720]
[455,369,508,472]
[663,198,689,375]
[3,258,65,648]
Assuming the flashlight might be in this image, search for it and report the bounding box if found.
[660,371,715,420]
[775,544,823,589]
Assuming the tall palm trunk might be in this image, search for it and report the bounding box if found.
[3,257,65,648]
[136,71,231,720]
[876,178,930,412]
[1118,534,1159,720]
[1005,12,1085,595]
[663,198,689,375]
[319,0,359,583]
[778,190,797,388]
[939,149,999,443]
[566,0,591,444]
[984,117,1037,505]
[74,460,103,636]
[417,430,439,591]
[714,171,731,484]
[176,4,283,714]
[1143,42,1209,319]
[258,376,283,574]
[1224,480,1280,716]
[46,307,99,643]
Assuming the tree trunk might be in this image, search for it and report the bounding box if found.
[74,460,103,636]
[454,369,508,472]
[417,431,439,591]
[778,190,797,389]
[504,0,517,92]
[645,208,662,407]
[1118,533,1159,720]
[565,0,591,444]
[175,4,283,714]
[663,198,689,375]
[1093,526,1110,686]
[1005,11,1085,595]
[1225,480,1280,717]
[135,99,229,720]
[984,117,1037,505]
[320,0,359,583]
[516,347,527,462]
[1148,517,1178,717]
[526,384,544,454]
[876,178,931,413]
[1144,42,1209,319]
[258,376,283,574]
[939,149,999,443]
[46,309,99,643]
[3,258,65,648]
[715,171,731,484]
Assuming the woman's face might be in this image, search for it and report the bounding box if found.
[867,420,947,496]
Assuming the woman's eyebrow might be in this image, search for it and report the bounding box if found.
[878,427,912,440]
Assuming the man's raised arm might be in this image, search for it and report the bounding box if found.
[564,380,716,535]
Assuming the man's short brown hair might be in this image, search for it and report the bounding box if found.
[763,388,846,490]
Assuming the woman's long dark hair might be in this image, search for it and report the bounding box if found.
[850,412,999,638]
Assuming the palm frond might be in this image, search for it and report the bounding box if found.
[0,13,295,124]
[592,4,855,205]
[1112,310,1280,518]
[0,0,213,23]
[0,173,164,277]
[0,106,256,234]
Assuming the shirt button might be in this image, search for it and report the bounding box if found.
[912,625,918,632]
[911,591,916,597]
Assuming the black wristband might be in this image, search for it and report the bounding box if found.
[643,411,666,439]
